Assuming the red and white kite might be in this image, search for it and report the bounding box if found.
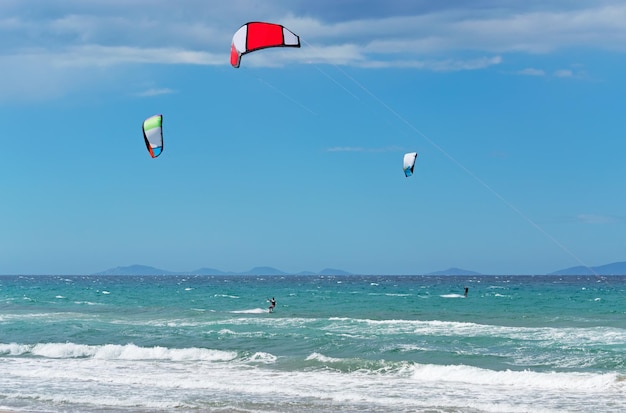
[230,22,301,68]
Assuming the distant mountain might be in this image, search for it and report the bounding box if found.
[92,265,178,276]
[426,267,482,276]
[319,268,352,276]
[92,265,351,276]
[91,262,626,277]
[243,267,287,275]
[295,271,317,276]
[549,261,626,276]
[189,268,229,276]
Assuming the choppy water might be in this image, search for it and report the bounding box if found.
[1,274,624,412]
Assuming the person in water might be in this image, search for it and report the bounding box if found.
[268,297,276,313]
[464,287,469,297]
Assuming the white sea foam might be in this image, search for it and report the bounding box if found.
[214,294,239,298]
[440,293,465,298]
[1,354,623,413]
[306,352,343,363]
[0,342,237,362]
[389,343,430,352]
[230,308,267,314]
[244,352,277,364]
[409,363,623,391]
[325,317,626,346]
[0,343,33,355]
[0,312,79,321]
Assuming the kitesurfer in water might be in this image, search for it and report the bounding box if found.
[464,287,469,297]
[268,297,276,313]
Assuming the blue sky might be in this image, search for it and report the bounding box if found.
[1,0,624,275]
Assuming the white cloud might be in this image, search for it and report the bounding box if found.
[134,88,176,97]
[2,45,221,69]
[358,56,502,71]
[554,69,574,77]
[4,2,626,67]
[296,3,626,56]
[515,66,589,79]
[2,1,626,100]
[517,68,546,76]
[0,45,221,101]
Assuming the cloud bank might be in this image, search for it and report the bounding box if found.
[2,1,626,100]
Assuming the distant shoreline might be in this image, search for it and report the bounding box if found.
[2,273,625,277]
[5,260,626,277]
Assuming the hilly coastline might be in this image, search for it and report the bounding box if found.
[548,261,626,276]
[92,262,626,276]
[92,265,353,276]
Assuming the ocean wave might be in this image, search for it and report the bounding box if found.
[304,352,411,374]
[243,351,277,364]
[1,347,624,413]
[325,317,626,346]
[409,363,624,391]
[306,352,343,363]
[299,352,626,391]
[0,342,237,362]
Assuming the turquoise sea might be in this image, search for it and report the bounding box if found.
[1,274,624,412]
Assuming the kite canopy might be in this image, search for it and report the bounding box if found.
[403,152,418,177]
[230,22,300,68]
[142,114,163,158]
